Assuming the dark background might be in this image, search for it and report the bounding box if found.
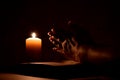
[0,0,119,65]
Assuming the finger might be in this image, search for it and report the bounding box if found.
[49,36,61,43]
[47,28,56,36]
[49,36,55,41]
[53,47,64,54]
[71,37,78,46]
[49,36,62,48]
[67,39,74,48]
[51,28,56,34]
[52,41,60,48]
[66,39,73,54]
[62,40,69,52]
[47,31,53,36]
[49,40,60,48]
[62,39,73,54]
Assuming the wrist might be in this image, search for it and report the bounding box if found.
[77,45,89,63]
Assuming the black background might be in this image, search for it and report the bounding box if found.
[0,0,119,65]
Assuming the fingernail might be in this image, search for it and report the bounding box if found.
[49,37,52,41]
[51,36,54,39]
[51,28,55,34]
[57,38,60,42]
[51,28,54,32]
[47,32,50,35]
[52,41,55,44]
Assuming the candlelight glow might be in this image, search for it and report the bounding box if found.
[26,32,42,61]
[32,32,36,38]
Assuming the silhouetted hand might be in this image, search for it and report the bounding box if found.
[47,28,82,62]
[47,27,114,64]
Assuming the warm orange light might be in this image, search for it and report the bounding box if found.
[26,32,42,61]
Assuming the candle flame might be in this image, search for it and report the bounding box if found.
[32,32,36,38]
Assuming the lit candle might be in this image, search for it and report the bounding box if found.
[26,32,42,61]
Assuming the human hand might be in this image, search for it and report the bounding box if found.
[47,28,81,62]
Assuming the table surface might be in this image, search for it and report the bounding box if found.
[0,61,118,80]
[0,73,112,80]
